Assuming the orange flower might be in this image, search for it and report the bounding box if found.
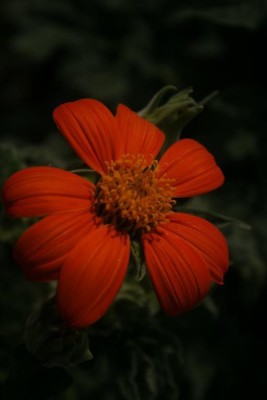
[2,99,229,328]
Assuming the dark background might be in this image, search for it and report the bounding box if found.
[0,0,267,399]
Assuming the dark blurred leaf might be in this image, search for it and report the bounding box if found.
[228,228,267,304]
[2,344,72,400]
[0,213,34,244]
[25,297,93,368]
[168,1,267,29]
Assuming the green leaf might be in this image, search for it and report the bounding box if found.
[174,207,251,230]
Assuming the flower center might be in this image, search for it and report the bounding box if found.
[93,154,175,235]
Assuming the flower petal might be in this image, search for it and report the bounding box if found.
[115,104,165,162]
[142,213,229,316]
[53,99,119,174]
[142,229,211,316]
[57,224,130,328]
[158,139,224,197]
[164,213,229,283]
[14,212,95,282]
[2,166,94,217]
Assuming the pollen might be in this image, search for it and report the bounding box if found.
[93,154,175,235]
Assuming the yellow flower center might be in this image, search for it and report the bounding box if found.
[93,154,175,235]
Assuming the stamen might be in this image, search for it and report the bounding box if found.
[93,154,175,235]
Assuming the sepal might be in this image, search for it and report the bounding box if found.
[138,86,204,144]
[130,240,146,281]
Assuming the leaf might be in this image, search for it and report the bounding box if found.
[24,297,93,368]
[0,213,35,244]
[2,344,72,400]
[70,168,99,184]
[174,207,251,230]
[168,1,267,30]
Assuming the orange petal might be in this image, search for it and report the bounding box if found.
[2,166,94,217]
[53,99,119,174]
[115,104,165,162]
[142,228,211,316]
[57,224,130,328]
[14,212,95,282]
[164,213,229,283]
[158,139,224,197]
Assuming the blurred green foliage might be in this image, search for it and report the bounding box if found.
[1,0,267,399]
